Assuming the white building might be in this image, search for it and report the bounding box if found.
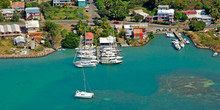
[183,10,212,24]
[0,24,21,37]
[100,36,116,46]
[156,5,174,23]
[25,20,39,33]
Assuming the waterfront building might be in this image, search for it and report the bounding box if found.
[53,0,72,6]
[13,36,25,46]
[85,32,94,46]
[123,25,133,38]
[11,2,25,13]
[0,24,21,37]
[100,36,116,46]
[25,20,39,33]
[133,29,143,39]
[25,7,40,20]
[183,10,212,24]
[1,9,14,19]
[78,0,87,7]
[156,5,174,23]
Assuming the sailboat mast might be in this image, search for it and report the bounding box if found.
[82,68,86,92]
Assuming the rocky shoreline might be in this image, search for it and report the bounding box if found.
[0,48,55,59]
[183,31,220,53]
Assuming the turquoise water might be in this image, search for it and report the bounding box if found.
[0,34,220,110]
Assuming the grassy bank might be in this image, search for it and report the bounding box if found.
[128,37,150,47]
[184,30,220,52]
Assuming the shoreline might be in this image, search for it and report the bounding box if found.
[183,31,220,53]
[0,48,55,59]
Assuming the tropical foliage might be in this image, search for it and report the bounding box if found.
[189,19,206,31]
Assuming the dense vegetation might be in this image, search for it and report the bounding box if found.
[61,32,80,48]
[95,0,129,20]
[189,19,206,31]
[40,2,88,20]
[0,0,10,9]
[44,21,62,48]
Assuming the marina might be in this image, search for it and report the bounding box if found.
[0,34,219,110]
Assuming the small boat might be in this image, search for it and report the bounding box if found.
[180,42,185,48]
[184,38,190,44]
[173,41,181,50]
[213,52,218,57]
[166,32,175,38]
[75,69,94,99]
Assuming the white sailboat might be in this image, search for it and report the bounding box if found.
[75,68,94,99]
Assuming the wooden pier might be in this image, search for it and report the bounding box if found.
[173,31,186,43]
[96,46,100,62]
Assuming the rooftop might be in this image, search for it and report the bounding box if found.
[0,24,21,33]
[1,9,14,14]
[53,0,71,3]
[85,32,94,39]
[25,20,39,28]
[157,9,174,14]
[133,29,143,34]
[25,7,40,13]
[12,2,25,8]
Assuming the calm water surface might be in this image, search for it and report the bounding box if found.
[0,34,220,110]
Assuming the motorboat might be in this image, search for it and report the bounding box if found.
[184,38,190,44]
[180,42,185,48]
[174,42,181,50]
[213,52,218,57]
[166,32,175,38]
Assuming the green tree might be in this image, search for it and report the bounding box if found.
[61,29,68,37]
[195,2,203,9]
[174,11,182,20]
[189,20,206,31]
[119,29,127,37]
[217,27,220,31]
[61,32,80,48]
[44,21,59,32]
[11,11,20,22]
[134,15,143,22]
[0,0,11,8]
[0,12,5,22]
[148,32,155,39]
[182,13,188,21]
[44,41,51,47]
[25,3,32,7]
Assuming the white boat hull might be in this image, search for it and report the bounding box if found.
[75,90,94,99]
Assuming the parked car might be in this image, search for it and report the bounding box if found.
[114,21,120,24]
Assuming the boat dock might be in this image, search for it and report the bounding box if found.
[173,31,186,43]
[96,46,100,62]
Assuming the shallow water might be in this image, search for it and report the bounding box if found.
[0,34,219,110]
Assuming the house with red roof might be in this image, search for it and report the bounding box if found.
[84,32,94,46]
[11,2,25,13]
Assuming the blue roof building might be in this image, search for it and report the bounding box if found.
[25,7,40,20]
